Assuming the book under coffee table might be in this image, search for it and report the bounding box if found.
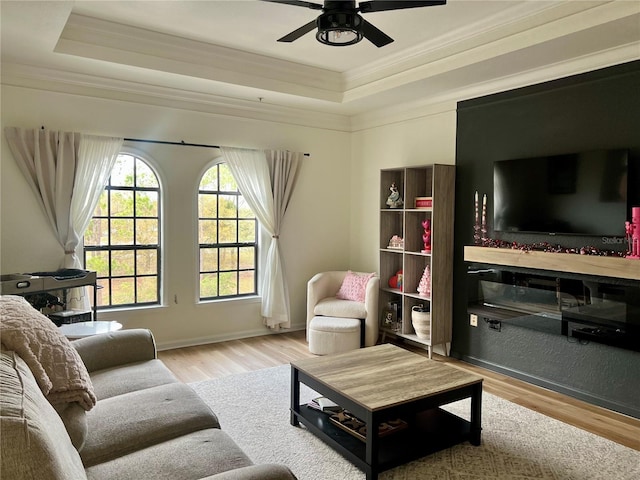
[290,344,483,480]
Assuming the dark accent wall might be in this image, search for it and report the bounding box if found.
[453,60,640,418]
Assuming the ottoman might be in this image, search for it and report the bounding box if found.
[308,316,362,355]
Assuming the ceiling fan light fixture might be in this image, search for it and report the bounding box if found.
[316,11,363,46]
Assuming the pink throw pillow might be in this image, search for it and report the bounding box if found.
[336,271,374,302]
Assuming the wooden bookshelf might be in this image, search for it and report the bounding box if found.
[379,164,455,358]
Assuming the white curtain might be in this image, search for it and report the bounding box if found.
[220,147,302,329]
[68,135,123,269]
[4,127,123,309]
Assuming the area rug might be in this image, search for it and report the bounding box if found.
[190,365,639,480]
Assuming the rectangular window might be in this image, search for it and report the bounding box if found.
[198,163,257,300]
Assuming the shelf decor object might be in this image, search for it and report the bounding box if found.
[421,219,431,253]
[481,193,488,245]
[381,300,401,332]
[417,265,431,297]
[471,238,626,257]
[379,164,455,358]
[388,270,403,291]
[387,235,404,249]
[411,304,430,340]
[386,182,404,208]
[473,191,481,245]
[414,196,433,209]
[625,206,640,259]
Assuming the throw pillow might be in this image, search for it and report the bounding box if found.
[0,295,96,411]
[335,271,375,303]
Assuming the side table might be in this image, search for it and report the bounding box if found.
[59,321,122,339]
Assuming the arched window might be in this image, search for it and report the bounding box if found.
[84,153,161,308]
[198,162,257,300]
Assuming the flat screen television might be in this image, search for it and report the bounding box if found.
[493,149,632,236]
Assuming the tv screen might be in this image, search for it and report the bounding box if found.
[493,149,631,236]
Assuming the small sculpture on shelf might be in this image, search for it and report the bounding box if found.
[417,265,431,297]
[386,182,404,209]
[388,235,404,249]
[421,219,431,253]
[388,269,403,291]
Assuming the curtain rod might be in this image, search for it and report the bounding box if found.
[123,137,310,156]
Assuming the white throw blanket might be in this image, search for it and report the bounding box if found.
[0,295,96,411]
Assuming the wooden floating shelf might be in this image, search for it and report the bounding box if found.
[464,246,640,281]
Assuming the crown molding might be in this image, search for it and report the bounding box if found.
[350,43,640,132]
[343,0,638,103]
[4,38,638,135]
[344,0,590,88]
[0,63,352,132]
[55,13,345,103]
[2,41,637,135]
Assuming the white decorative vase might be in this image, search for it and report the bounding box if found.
[411,305,431,340]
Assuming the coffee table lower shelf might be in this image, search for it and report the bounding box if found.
[292,405,473,474]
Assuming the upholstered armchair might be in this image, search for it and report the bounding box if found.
[306,271,379,354]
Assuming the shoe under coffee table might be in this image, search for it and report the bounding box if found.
[290,344,483,480]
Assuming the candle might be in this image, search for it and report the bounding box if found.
[482,194,487,230]
[474,191,479,224]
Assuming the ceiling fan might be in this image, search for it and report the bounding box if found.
[261,1,446,47]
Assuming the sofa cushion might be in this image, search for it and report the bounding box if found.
[314,297,367,319]
[89,359,178,400]
[55,402,88,451]
[0,348,87,480]
[81,382,220,467]
[85,428,253,480]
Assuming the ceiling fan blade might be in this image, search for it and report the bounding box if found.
[261,0,323,10]
[277,20,318,42]
[361,19,393,48]
[359,1,446,14]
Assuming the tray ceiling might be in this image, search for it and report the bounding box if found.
[1,1,639,127]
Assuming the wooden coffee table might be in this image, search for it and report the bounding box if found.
[290,344,483,480]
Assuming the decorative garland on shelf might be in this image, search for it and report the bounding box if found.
[477,238,627,257]
[473,191,627,258]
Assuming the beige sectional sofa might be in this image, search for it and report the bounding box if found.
[0,296,297,480]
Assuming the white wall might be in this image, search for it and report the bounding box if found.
[1,86,352,348]
[349,104,458,275]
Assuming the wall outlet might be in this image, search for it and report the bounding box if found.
[470,314,478,327]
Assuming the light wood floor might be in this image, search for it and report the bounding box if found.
[158,330,640,451]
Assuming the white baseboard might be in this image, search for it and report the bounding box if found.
[156,325,306,351]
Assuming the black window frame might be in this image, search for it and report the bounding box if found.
[84,153,161,309]
[198,162,258,301]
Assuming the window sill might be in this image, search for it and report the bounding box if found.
[197,295,262,306]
